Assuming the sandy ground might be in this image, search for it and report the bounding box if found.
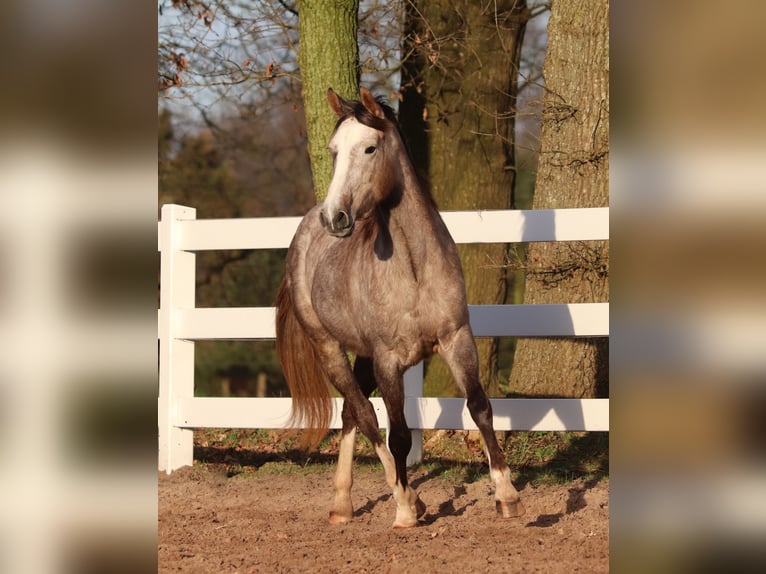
[159,463,608,573]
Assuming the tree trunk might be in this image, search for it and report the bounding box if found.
[508,0,609,398]
[400,0,528,397]
[298,0,360,201]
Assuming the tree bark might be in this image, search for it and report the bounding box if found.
[298,0,360,200]
[508,0,609,398]
[400,0,528,397]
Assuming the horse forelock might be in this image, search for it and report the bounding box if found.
[333,97,395,136]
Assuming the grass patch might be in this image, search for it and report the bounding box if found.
[193,428,380,478]
[507,431,608,486]
[192,428,607,486]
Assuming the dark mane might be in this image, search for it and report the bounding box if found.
[333,95,395,133]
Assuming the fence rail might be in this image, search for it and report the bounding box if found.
[158,204,609,473]
[175,397,608,433]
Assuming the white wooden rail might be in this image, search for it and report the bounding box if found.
[158,204,609,473]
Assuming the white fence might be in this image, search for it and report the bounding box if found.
[158,204,609,473]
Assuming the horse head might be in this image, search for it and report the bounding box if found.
[320,87,400,238]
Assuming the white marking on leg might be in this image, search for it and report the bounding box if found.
[490,466,519,502]
[374,443,397,488]
[488,462,525,518]
[374,444,419,528]
[329,428,356,524]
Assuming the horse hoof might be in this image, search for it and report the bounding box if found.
[496,498,525,518]
[392,518,419,529]
[328,512,352,525]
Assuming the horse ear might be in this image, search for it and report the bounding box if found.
[360,87,384,119]
[327,88,344,118]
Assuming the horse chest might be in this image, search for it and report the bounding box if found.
[306,220,465,363]
[312,255,439,352]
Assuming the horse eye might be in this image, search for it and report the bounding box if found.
[364,146,377,154]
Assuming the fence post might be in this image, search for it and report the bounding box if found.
[158,204,196,473]
[403,362,423,466]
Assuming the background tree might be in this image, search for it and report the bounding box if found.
[399,0,530,397]
[158,0,367,395]
[159,1,585,401]
[158,103,315,396]
[508,0,609,398]
[297,0,361,198]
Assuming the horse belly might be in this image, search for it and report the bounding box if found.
[354,300,435,367]
[391,315,437,366]
[354,267,453,365]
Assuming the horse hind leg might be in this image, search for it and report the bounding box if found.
[439,325,525,518]
[328,356,377,525]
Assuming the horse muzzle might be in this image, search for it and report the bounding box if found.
[319,208,355,237]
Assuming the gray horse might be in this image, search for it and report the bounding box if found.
[276,87,524,528]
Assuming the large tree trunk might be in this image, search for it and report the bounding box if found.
[508,0,609,398]
[400,0,528,397]
[298,0,360,200]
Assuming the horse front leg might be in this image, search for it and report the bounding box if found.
[317,347,417,527]
[321,343,425,528]
[329,357,377,525]
[439,325,525,518]
[329,406,357,524]
[375,359,426,528]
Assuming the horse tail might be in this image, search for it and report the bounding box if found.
[275,278,333,450]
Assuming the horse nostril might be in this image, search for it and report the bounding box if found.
[333,210,351,229]
[320,208,353,236]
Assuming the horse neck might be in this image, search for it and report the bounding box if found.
[387,154,453,269]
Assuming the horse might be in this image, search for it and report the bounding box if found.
[275,87,525,528]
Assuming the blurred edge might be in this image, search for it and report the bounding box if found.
[0,2,157,574]
[2,0,766,572]
[612,1,766,572]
